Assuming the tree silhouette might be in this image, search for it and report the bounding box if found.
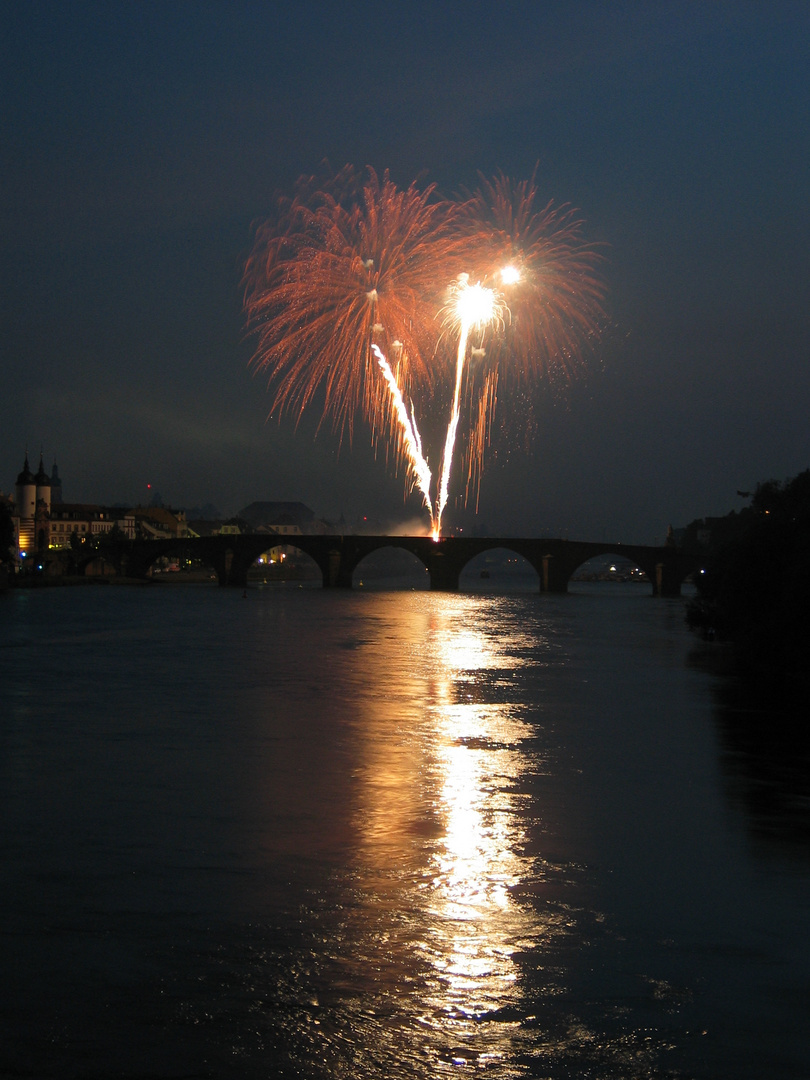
[687,470,810,688]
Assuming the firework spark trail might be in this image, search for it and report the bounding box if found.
[372,344,435,533]
[435,279,504,537]
[436,319,470,537]
[465,370,498,513]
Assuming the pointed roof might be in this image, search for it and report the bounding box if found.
[34,454,51,488]
[16,454,35,487]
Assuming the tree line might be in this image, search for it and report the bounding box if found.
[686,469,810,691]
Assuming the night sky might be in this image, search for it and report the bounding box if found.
[2,1,808,543]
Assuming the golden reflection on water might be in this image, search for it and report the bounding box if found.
[422,602,534,1056]
[351,596,541,1064]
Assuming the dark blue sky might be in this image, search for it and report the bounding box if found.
[2,1,808,541]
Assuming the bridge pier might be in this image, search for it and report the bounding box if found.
[540,554,570,594]
[215,547,250,587]
[323,547,353,588]
[653,560,682,598]
[117,549,151,581]
[227,560,251,589]
[204,545,258,587]
[426,548,461,591]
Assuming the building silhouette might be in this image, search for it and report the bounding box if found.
[14,453,53,560]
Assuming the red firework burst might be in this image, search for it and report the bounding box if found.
[243,166,466,445]
[463,171,606,385]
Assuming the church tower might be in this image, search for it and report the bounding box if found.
[15,454,36,556]
[35,455,52,513]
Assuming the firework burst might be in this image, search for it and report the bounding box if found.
[243,166,466,449]
[244,167,605,537]
[439,171,606,505]
[463,171,606,383]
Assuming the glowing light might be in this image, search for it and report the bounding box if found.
[372,343,435,534]
[435,276,506,537]
[244,167,604,535]
[344,596,543,1062]
[452,278,498,330]
[423,600,536,1037]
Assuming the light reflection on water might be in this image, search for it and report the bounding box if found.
[322,594,669,1075]
[1,584,809,1078]
[413,600,532,1064]
[336,595,542,1070]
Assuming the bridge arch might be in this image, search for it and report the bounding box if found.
[126,540,217,582]
[568,552,653,593]
[352,543,431,589]
[80,553,119,578]
[459,546,541,592]
[245,541,322,585]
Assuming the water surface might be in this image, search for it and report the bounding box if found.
[1,582,808,1077]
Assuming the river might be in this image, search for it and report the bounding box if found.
[1,577,808,1078]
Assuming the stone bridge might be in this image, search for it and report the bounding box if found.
[94,534,700,596]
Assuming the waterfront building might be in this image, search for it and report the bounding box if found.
[9,452,136,566]
[12,453,53,561]
[47,504,136,548]
[128,505,188,539]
